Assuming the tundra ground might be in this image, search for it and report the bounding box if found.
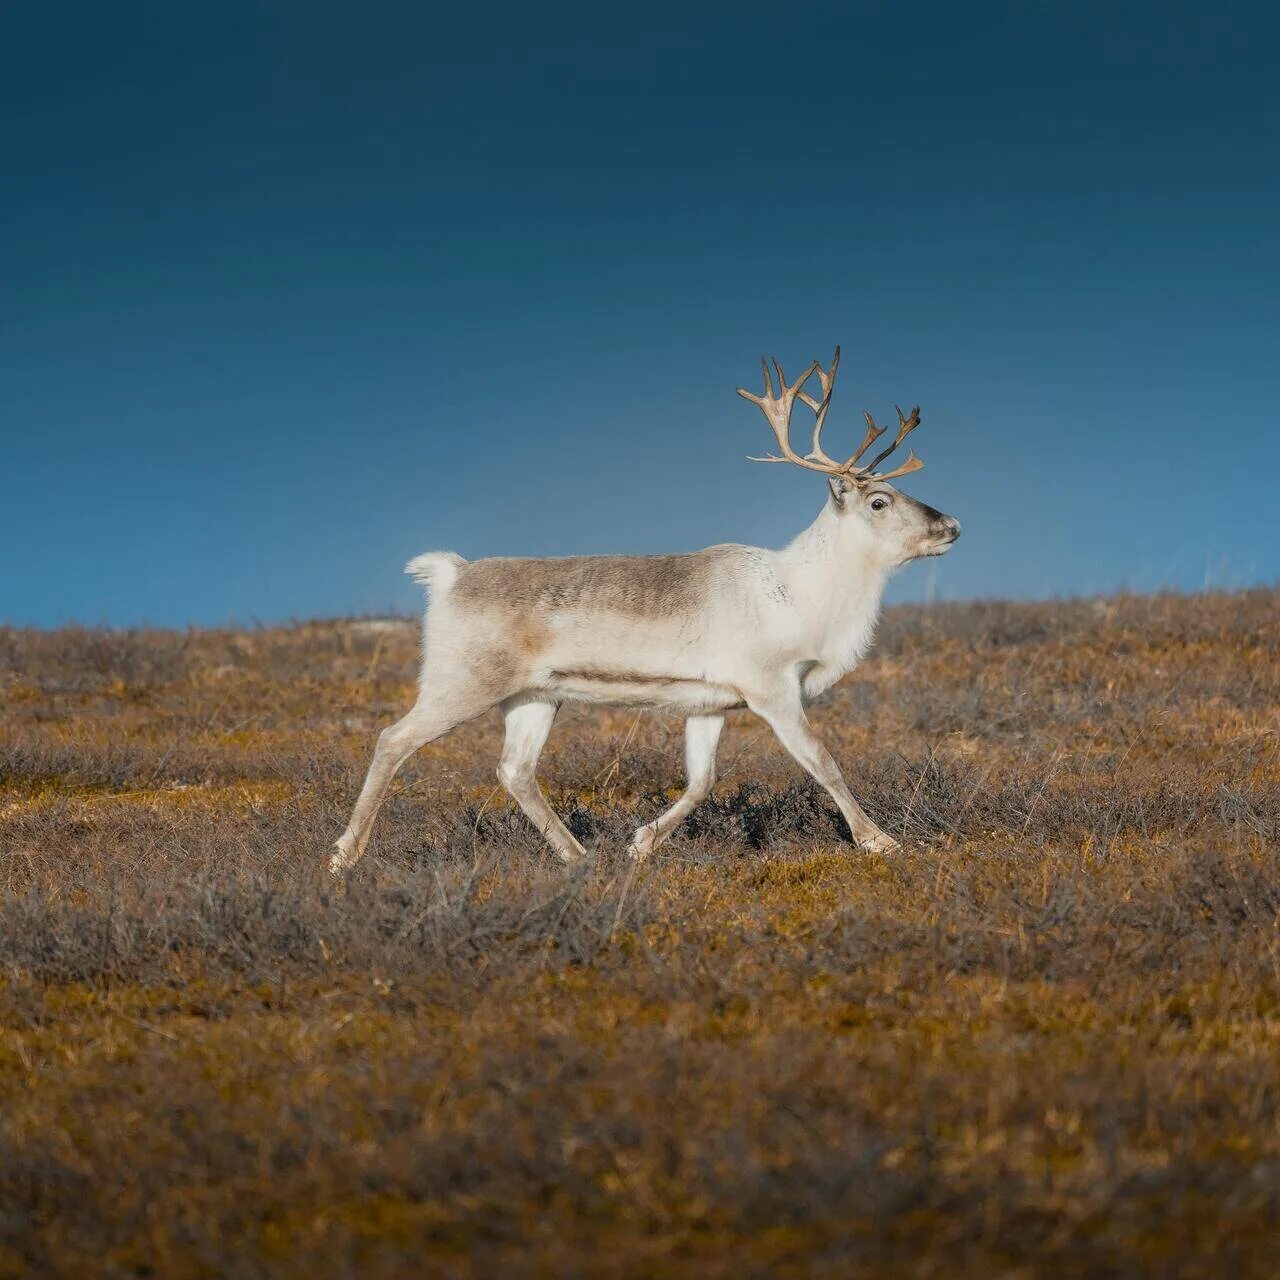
[1,591,1278,1277]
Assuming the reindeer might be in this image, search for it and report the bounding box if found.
[332,347,960,874]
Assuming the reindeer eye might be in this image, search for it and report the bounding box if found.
[869,495,890,512]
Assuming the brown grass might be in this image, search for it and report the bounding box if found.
[1,591,1278,1277]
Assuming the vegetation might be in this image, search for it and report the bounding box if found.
[2,591,1278,1277]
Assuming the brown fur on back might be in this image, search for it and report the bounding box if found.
[451,551,723,617]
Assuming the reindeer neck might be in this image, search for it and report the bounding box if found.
[778,503,890,664]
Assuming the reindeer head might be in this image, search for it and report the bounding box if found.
[737,347,960,569]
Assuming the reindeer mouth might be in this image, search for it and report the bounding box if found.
[920,530,960,557]
[921,516,961,557]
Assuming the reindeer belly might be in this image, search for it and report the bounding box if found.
[520,610,739,712]
[536,669,744,713]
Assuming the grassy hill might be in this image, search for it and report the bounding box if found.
[2,591,1278,1276]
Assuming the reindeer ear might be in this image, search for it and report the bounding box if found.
[827,476,851,509]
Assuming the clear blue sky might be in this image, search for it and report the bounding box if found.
[3,1,1277,626]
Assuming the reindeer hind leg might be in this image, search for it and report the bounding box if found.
[332,682,500,875]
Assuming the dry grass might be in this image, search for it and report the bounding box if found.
[1,591,1278,1277]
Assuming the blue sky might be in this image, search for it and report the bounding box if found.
[3,1,1277,626]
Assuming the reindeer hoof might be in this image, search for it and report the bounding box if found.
[329,836,357,876]
[858,832,901,854]
[627,826,658,861]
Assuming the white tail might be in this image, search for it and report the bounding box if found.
[332,346,960,874]
[404,551,465,590]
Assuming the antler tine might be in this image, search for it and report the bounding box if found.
[860,404,921,476]
[866,449,924,482]
[795,345,842,468]
[847,409,888,470]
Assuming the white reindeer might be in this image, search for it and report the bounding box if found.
[332,346,959,873]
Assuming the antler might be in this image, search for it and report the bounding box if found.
[858,404,923,482]
[738,357,830,474]
[738,346,925,484]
